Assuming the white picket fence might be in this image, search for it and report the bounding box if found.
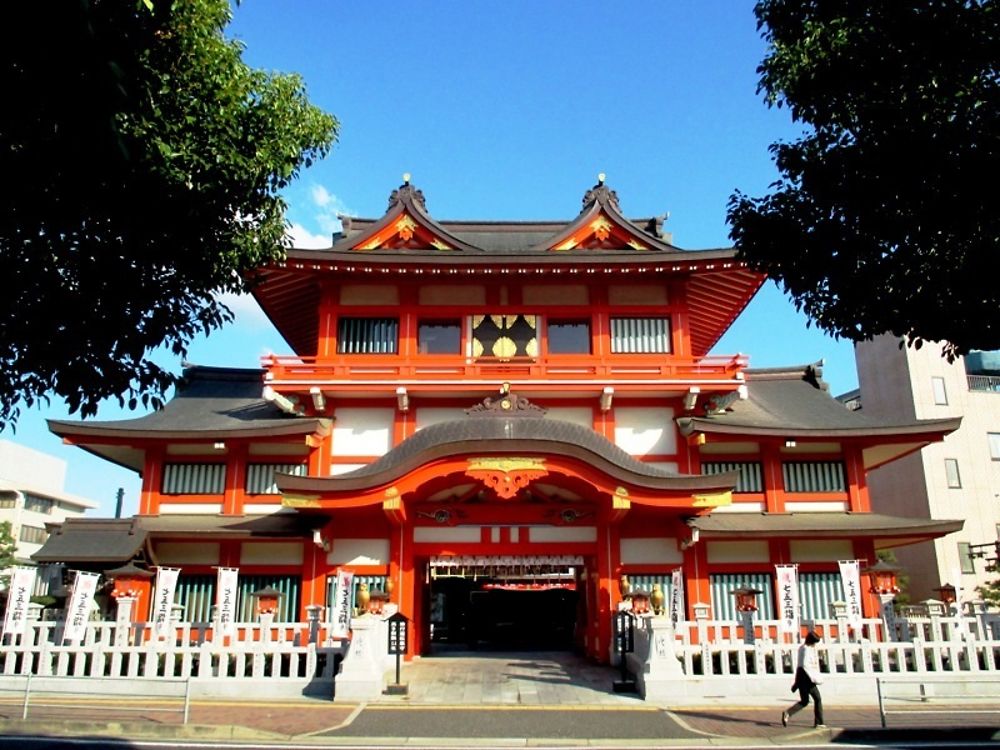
[0,604,998,702]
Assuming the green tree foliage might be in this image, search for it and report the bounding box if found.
[0,1,337,429]
[728,1,998,359]
[0,521,17,586]
[976,578,1000,607]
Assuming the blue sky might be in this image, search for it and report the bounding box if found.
[6,1,859,515]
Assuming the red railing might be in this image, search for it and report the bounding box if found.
[262,352,748,386]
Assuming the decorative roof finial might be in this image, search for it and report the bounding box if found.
[581,173,620,212]
[388,174,427,212]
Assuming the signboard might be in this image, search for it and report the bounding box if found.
[151,567,180,638]
[613,609,635,654]
[776,564,799,633]
[387,611,409,655]
[63,571,100,644]
[838,560,863,628]
[215,567,239,637]
[669,568,685,625]
[330,570,354,638]
[2,567,36,638]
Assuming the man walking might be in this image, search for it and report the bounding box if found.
[782,630,825,728]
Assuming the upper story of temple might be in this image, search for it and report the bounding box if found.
[255,176,763,411]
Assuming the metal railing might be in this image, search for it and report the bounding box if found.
[968,374,1000,393]
[876,675,1000,727]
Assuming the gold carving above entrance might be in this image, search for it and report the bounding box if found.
[465,457,548,500]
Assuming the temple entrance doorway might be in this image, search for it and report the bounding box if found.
[426,556,583,653]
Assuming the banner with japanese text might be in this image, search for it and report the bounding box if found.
[63,571,100,644]
[2,567,36,638]
[669,568,685,625]
[151,567,181,637]
[776,564,799,633]
[838,560,864,628]
[330,570,354,638]
[215,567,239,637]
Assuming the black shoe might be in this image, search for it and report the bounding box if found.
[781,712,788,727]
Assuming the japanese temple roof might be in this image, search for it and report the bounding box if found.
[689,512,962,549]
[678,363,961,469]
[48,367,331,471]
[277,390,737,495]
[32,518,148,564]
[32,513,320,564]
[252,179,765,357]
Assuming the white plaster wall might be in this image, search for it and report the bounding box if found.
[620,537,683,565]
[614,407,676,456]
[328,538,390,566]
[332,408,395,456]
[156,542,221,565]
[413,527,481,543]
[706,541,770,563]
[240,542,304,566]
[159,503,223,514]
[545,407,594,429]
[527,526,597,543]
[789,540,854,562]
[415,408,465,430]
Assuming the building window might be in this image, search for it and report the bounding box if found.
[23,493,54,514]
[418,320,461,354]
[989,433,1000,461]
[958,542,976,574]
[19,525,48,545]
[162,463,226,494]
[944,458,962,489]
[782,461,847,493]
[931,376,948,405]
[610,317,671,353]
[702,461,763,493]
[472,314,537,359]
[547,319,591,354]
[246,463,308,494]
[0,495,16,509]
[337,317,399,354]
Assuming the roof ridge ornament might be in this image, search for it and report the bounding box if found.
[465,383,548,418]
[387,172,427,213]
[581,172,620,213]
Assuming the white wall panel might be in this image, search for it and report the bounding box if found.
[614,407,676,455]
[332,408,395,456]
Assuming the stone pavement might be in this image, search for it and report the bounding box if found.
[0,651,998,745]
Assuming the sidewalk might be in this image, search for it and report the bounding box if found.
[2,696,1000,745]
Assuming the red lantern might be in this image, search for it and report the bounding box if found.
[934,583,957,605]
[367,588,389,615]
[863,560,900,595]
[104,562,153,600]
[732,587,762,613]
[251,586,282,616]
[630,589,651,615]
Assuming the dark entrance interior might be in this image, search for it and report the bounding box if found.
[429,576,579,651]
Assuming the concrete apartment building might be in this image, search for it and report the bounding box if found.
[0,440,97,568]
[854,336,1000,603]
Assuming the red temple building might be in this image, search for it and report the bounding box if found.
[38,178,962,662]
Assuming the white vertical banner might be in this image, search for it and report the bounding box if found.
[952,570,963,615]
[330,570,354,638]
[669,568,685,625]
[151,567,181,637]
[215,567,239,637]
[63,571,100,644]
[838,559,864,628]
[776,564,799,633]
[2,567,37,638]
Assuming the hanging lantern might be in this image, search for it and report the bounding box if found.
[732,586,762,613]
[250,586,283,616]
[934,582,957,605]
[104,561,153,600]
[862,560,900,595]
[630,588,651,615]
[367,588,389,616]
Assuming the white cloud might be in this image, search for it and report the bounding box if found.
[286,222,330,249]
[311,184,333,207]
[309,183,353,236]
[216,291,270,328]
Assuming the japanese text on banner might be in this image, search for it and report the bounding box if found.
[776,564,799,633]
[331,570,354,638]
[216,567,239,637]
[151,567,180,637]
[2,567,37,638]
[838,560,863,628]
[63,571,100,644]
